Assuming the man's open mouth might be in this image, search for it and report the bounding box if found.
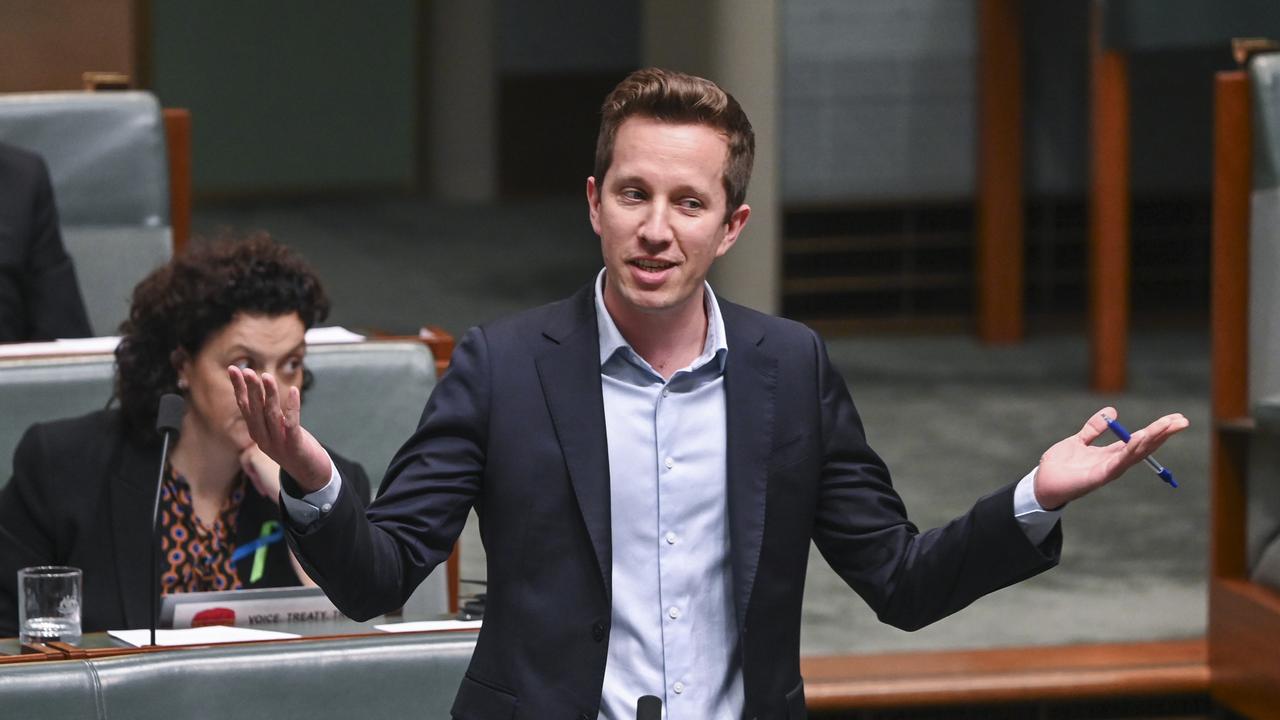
[631,259,676,271]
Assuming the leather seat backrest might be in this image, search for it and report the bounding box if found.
[91,632,474,720]
[0,350,115,490]
[0,336,437,501]
[0,658,103,718]
[0,630,476,720]
[0,91,173,335]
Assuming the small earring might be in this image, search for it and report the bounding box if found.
[177,378,188,390]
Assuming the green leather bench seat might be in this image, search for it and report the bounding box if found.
[0,630,476,720]
[0,659,103,719]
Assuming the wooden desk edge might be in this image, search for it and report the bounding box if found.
[801,639,1208,710]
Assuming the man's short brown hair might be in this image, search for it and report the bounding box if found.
[593,67,755,222]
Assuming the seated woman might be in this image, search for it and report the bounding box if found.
[0,235,370,636]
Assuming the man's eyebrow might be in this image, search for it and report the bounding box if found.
[610,174,649,187]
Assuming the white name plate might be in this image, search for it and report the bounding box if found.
[161,587,344,629]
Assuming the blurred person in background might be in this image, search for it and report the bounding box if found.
[0,141,92,342]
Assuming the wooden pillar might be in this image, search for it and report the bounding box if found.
[162,108,191,255]
[975,0,1024,343]
[1088,0,1130,392]
[1209,70,1250,579]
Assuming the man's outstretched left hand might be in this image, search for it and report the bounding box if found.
[1034,407,1189,510]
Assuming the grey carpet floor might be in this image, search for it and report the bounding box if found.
[194,195,1210,656]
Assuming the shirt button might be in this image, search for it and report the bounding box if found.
[665,531,677,545]
[664,457,674,469]
[320,502,332,513]
[591,622,606,642]
[668,606,680,620]
[662,387,670,397]
[673,681,685,694]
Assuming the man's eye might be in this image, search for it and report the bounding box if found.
[620,189,645,201]
[282,358,303,374]
[232,358,252,370]
[679,198,704,210]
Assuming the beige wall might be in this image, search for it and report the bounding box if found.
[643,0,780,316]
[0,0,136,92]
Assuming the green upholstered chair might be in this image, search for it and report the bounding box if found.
[0,90,173,336]
[0,629,477,719]
[0,656,105,718]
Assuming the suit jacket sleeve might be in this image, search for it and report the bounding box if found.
[19,155,92,340]
[327,450,371,508]
[0,423,65,637]
[808,329,1061,631]
[284,326,489,621]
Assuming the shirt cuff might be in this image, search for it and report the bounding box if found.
[280,456,343,528]
[1013,467,1061,547]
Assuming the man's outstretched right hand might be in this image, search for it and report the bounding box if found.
[228,366,333,493]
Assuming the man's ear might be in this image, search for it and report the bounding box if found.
[586,176,602,236]
[715,203,751,258]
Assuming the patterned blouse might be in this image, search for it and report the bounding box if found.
[159,470,248,594]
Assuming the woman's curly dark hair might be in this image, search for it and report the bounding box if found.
[114,233,329,441]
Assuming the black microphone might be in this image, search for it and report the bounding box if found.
[636,695,661,720]
[150,393,185,646]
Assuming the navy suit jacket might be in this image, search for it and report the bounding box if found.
[285,284,1061,720]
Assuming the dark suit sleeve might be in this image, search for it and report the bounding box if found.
[284,326,489,621]
[328,451,371,507]
[808,329,1060,631]
[19,157,93,340]
[0,425,63,637]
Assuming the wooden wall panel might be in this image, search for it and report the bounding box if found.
[0,0,136,92]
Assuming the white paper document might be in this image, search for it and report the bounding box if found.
[0,327,365,360]
[373,619,482,633]
[304,326,366,344]
[108,625,300,647]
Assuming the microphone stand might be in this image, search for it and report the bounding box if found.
[151,394,185,646]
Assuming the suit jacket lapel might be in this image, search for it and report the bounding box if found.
[722,302,777,631]
[534,287,612,599]
[110,438,161,630]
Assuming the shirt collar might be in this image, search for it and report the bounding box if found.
[593,268,728,375]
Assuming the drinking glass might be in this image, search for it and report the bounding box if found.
[17,566,82,645]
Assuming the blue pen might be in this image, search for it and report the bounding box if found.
[1100,414,1177,488]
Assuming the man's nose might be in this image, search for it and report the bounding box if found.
[639,203,674,245]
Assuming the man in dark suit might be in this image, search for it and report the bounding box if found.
[0,142,92,342]
[229,68,1188,719]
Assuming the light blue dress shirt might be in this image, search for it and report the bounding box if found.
[593,271,743,719]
